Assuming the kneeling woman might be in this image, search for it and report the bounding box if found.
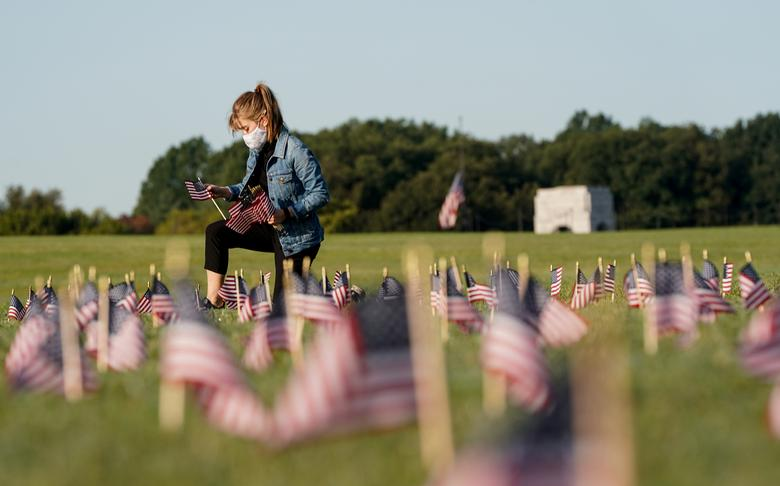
[202,83,329,308]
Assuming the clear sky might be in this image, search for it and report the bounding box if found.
[1,0,779,216]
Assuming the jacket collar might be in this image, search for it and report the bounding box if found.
[272,125,290,160]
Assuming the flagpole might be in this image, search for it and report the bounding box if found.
[611,259,617,303]
[198,177,227,221]
[97,276,110,373]
[61,272,83,402]
[722,256,728,298]
[439,257,449,343]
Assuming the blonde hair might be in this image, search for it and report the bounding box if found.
[228,83,284,141]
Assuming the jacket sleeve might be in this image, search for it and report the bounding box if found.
[289,147,329,219]
[227,151,259,202]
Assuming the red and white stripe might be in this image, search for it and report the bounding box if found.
[537,298,588,348]
[721,263,734,294]
[739,300,780,381]
[481,313,550,412]
[161,321,269,441]
[570,282,596,310]
[467,283,497,307]
[550,266,563,298]
[645,294,698,336]
[226,192,276,235]
[741,274,772,311]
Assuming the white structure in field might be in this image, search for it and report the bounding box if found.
[533,186,615,234]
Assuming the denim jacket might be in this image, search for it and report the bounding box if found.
[227,127,329,256]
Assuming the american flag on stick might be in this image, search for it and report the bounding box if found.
[7,291,25,321]
[184,179,211,201]
[136,284,152,314]
[645,262,697,336]
[442,266,484,333]
[226,185,276,235]
[722,259,734,295]
[701,256,720,291]
[464,270,496,308]
[236,274,253,322]
[86,305,146,372]
[332,270,351,309]
[550,265,563,298]
[740,261,773,311]
[243,306,292,373]
[623,263,654,308]
[377,275,405,302]
[692,270,734,322]
[218,275,238,310]
[5,309,98,394]
[151,276,175,324]
[161,282,270,441]
[110,282,137,314]
[24,287,37,312]
[481,269,551,412]
[249,282,272,319]
[604,263,616,295]
[288,274,344,326]
[438,171,465,230]
[75,282,99,329]
[273,297,416,445]
[739,298,780,381]
[570,267,596,310]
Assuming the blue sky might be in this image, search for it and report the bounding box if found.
[1,0,778,215]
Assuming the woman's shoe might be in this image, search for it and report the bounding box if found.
[200,297,225,310]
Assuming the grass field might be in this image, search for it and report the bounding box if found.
[2,227,780,486]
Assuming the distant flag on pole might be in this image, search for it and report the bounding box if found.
[8,292,25,321]
[184,179,212,201]
[237,275,253,323]
[438,171,465,230]
[332,270,351,309]
[623,263,654,308]
[692,270,734,322]
[570,268,596,310]
[549,266,563,298]
[740,262,772,311]
[645,262,697,336]
[75,282,99,329]
[464,270,497,307]
[151,276,175,324]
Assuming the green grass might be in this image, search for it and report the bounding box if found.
[1,227,780,486]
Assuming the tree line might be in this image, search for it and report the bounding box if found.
[3,110,780,235]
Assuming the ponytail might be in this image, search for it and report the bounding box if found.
[228,82,284,141]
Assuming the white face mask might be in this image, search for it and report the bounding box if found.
[243,125,267,150]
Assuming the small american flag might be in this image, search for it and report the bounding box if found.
[443,267,484,333]
[430,271,442,312]
[136,286,152,314]
[739,298,780,381]
[24,287,38,312]
[5,310,98,394]
[85,306,146,372]
[218,275,238,310]
[604,263,616,295]
[151,277,175,324]
[464,270,497,307]
[75,282,100,329]
[538,297,588,348]
[41,285,59,320]
[7,292,25,321]
[226,186,276,235]
[237,275,253,322]
[550,266,564,298]
[591,267,605,300]
[288,274,343,326]
[722,262,734,294]
[692,270,734,321]
[110,282,137,314]
[161,282,269,441]
[701,258,720,290]
[438,171,465,230]
[570,268,596,310]
[184,179,212,201]
[482,270,551,412]
[332,270,351,309]
[273,297,416,444]
[249,283,272,319]
[377,276,405,302]
[740,262,773,311]
[645,263,697,336]
[623,263,654,308]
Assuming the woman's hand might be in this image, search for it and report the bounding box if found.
[268,208,287,225]
[205,185,231,199]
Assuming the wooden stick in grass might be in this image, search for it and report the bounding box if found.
[449,256,463,292]
[642,243,657,355]
[598,257,604,300]
[322,266,327,293]
[721,256,728,298]
[438,257,449,343]
[159,240,190,432]
[345,263,351,285]
[383,266,389,279]
[263,270,273,312]
[88,266,96,282]
[574,261,580,303]
[97,276,110,373]
[234,270,241,319]
[404,245,454,474]
[61,272,83,402]
[482,232,505,323]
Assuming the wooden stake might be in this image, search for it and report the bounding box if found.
[150,264,158,327]
[382,266,389,279]
[322,266,327,294]
[642,243,657,355]
[345,263,351,285]
[88,266,96,282]
[130,271,135,284]
[61,273,83,401]
[722,256,728,298]
[198,176,227,221]
[438,257,449,343]
[702,248,709,261]
[745,251,753,263]
[124,273,130,286]
[97,277,110,373]
[264,271,273,312]
[234,270,241,319]
[404,246,454,474]
[449,257,463,292]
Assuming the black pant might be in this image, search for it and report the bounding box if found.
[204,220,320,302]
